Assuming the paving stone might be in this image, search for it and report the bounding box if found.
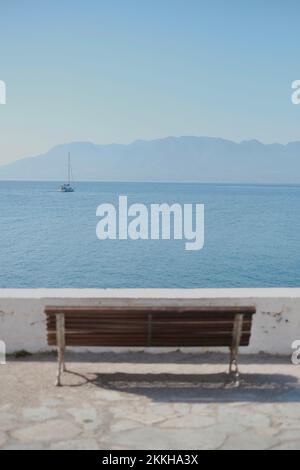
[3,443,45,450]
[189,403,214,413]
[255,426,279,437]
[277,418,300,430]
[23,406,58,422]
[108,444,134,450]
[0,432,7,448]
[103,426,226,450]
[218,407,270,428]
[67,405,100,430]
[221,431,278,450]
[109,419,141,433]
[11,419,81,443]
[115,402,175,425]
[270,441,300,450]
[275,403,300,418]
[172,403,191,415]
[93,389,129,401]
[160,414,216,428]
[0,404,12,411]
[50,439,99,450]
[42,399,63,407]
[0,412,18,432]
[277,429,300,443]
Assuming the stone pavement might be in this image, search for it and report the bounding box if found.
[0,352,300,450]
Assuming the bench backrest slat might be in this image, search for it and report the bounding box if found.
[45,305,256,315]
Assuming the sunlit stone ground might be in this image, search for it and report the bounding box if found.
[1,352,300,450]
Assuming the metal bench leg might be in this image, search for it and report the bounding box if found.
[62,349,67,372]
[55,313,65,386]
[229,347,240,386]
[228,314,244,387]
[62,326,67,372]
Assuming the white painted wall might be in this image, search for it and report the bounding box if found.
[0,288,300,355]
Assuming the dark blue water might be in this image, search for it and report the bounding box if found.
[0,181,299,288]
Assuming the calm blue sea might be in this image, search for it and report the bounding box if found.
[0,181,299,288]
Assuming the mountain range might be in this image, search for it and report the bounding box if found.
[0,136,300,183]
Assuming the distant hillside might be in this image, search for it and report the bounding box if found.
[0,136,300,183]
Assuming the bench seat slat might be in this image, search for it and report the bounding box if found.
[47,334,251,347]
[47,339,250,347]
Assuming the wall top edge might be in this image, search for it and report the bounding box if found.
[1,288,300,300]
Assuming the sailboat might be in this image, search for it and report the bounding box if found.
[58,152,74,192]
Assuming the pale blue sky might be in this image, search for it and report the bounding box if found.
[0,0,300,164]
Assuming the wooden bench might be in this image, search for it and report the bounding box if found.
[45,305,256,386]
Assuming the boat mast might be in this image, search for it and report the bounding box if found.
[68,152,71,185]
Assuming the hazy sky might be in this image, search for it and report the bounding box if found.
[0,0,300,164]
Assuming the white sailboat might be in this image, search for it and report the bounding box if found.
[58,152,74,192]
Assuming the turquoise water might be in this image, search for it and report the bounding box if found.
[0,181,300,288]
